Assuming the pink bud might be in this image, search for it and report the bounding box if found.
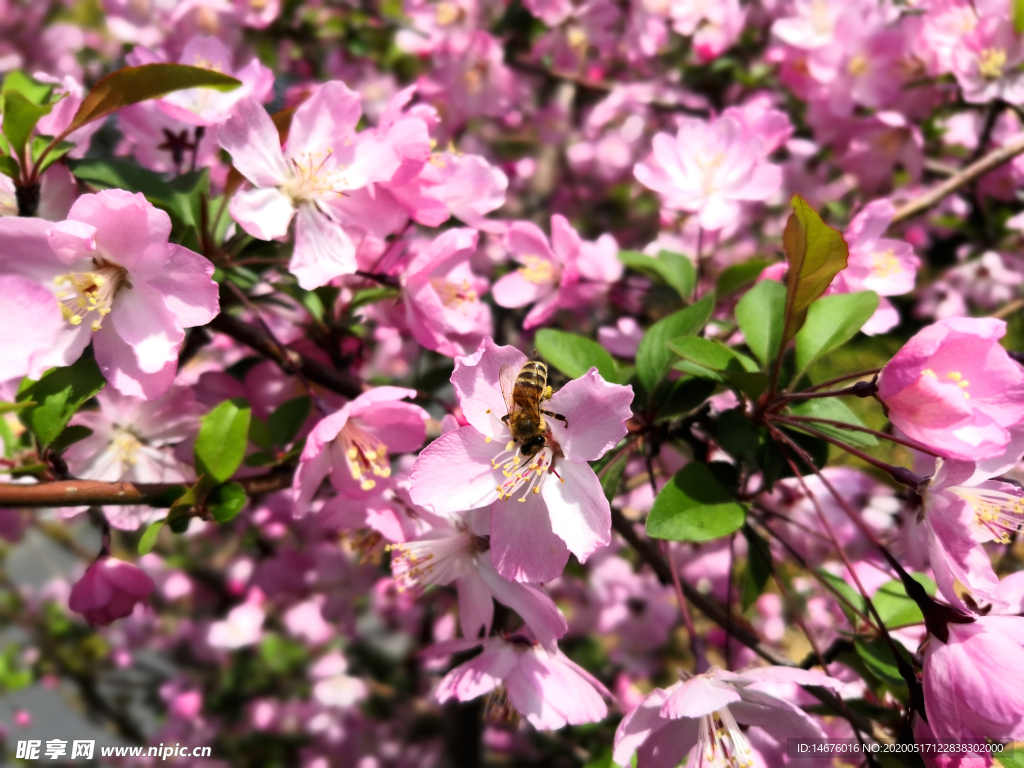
[68,557,155,627]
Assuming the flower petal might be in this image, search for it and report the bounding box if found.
[290,204,357,289]
[478,555,567,650]
[230,187,295,241]
[409,427,501,515]
[489,491,571,583]
[218,97,289,187]
[109,283,185,373]
[451,337,528,438]
[434,643,515,703]
[542,460,611,563]
[145,245,219,328]
[547,369,634,462]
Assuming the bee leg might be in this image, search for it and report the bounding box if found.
[501,414,510,424]
[542,409,567,428]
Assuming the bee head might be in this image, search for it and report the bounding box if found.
[520,435,546,457]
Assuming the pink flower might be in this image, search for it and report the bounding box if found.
[390,511,568,650]
[613,667,840,767]
[431,635,611,729]
[218,82,403,289]
[0,190,219,399]
[878,318,1024,460]
[634,114,782,231]
[923,615,1024,742]
[492,215,581,330]
[403,228,493,358]
[207,589,266,650]
[63,385,205,530]
[952,16,1024,105]
[292,387,429,514]
[69,557,156,627]
[410,338,634,582]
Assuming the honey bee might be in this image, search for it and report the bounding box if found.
[499,360,567,457]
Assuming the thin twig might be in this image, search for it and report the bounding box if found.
[891,133,1024,223]
[777,414,942,457]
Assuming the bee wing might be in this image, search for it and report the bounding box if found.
[498,364,519,416]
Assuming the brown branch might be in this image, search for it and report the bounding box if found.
[0,469,292,508]
[209,312,364,399]
[892,134,1024,224]
[609,507,795,668]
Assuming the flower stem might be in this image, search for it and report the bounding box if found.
[776,414,943,457]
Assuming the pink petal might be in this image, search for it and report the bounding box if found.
[290,204,357,290]
[219,97,289,187]
[92,326,177,400]
[492,270,550,309]
[68,190,159,272]
[0,275,67,382]
[613,687,672,767]
[659,676,742,719]
[47,219,97,264]
[547,369,634,462]
[506,220,556,264]
[230,187,295,241]
[109,283,185,373]
[542,460,611,563]
[435,643,516,702]
[456,571,494,641]
[506,648,608,729]
[145,244,219,328]
[292,436,335,516]
[285,81,362,159]
[478,556,567,650]
[550,214,581,266]
[409,427,502,515]
[451,337,528,437]
[490,491,571,583]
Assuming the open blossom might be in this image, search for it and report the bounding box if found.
[952,16,1024,105]
[69,557,156,627]
[613,667,840,767]
[207,589,267,650]
[634,114,782,231]
[0,190,219,399]
[218,82,404,289]
[834,198,920,335]
[292,388,429,514]
[403,228,493,358]
[390,510,568,649]
[492,215,581,330]
[878,318,1024,460]
[63,385,205,531]
[431,635,611,729]
[410,338,634,583]
[923,615,1024,742]
[917,436,1024,612]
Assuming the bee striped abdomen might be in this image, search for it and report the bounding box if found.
[512,361,547,409]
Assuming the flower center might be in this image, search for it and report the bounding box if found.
[870,248,903,279]
[389,525,481,592]
[339,422,391,491]
[518,255,557,285]
[54,260,130,332]
[435,1,463,25]
[111,429,144,471]
[847,53,869,77]
[282,150,352,203]
[948,485,1024,544]
[430,277,478,308]
[490,442,563,502]
[920,368,970,400]
[698,707,756,768]
[978,48,1007,80]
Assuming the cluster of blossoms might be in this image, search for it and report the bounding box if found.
[0,0,1024,766]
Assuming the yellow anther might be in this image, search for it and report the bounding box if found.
[979,48,1007,80]
[519,255,556,285]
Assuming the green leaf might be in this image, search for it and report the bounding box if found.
[816,568,866,627]
[789,398,878,447]
[717,259,774,297]
[997,751,1024,768]
[735,279,787,367]
[60,64,240,139]
[3,91,52,159]
[670,337,759,382]
[646,463,747,542]
[793,291,878,379]
[655,377,716,422]
[138,519,165,555]
[781,195,850,346]
[618,249,695,299]
[16,358,106,447]
[599,450,629,501]
[31,136,75,175]
[349,286,400,312]
[2,71,54,105]
[1015,0,1024,34]
[0,155,18,178]
[535,329,620,383]
[269,396,312,447]
[636,293,714,393]
[0,400,35,414]
[855,637,913,688]
[195,398,252,485]
[209,482,247,523]
[248,416,273,451]
[873,574,935,629]
[741,525,772,611]
[167,167,210,231]
[48,425,93,455]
